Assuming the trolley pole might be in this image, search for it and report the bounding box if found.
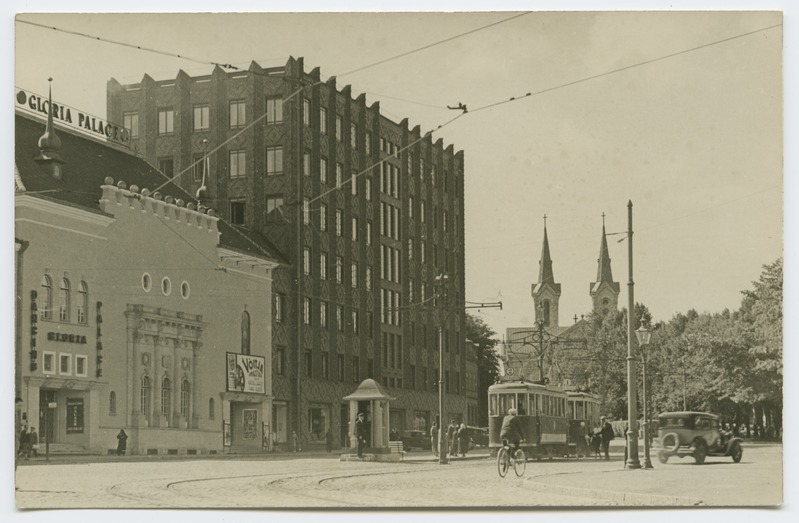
[625,200,641,469]
[436,273,449,465]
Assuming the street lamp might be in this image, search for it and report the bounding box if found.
[625,201,641,469]
[435,273,450,465]
[635,320,653,469]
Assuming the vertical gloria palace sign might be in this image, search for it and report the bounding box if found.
[15,89,131,146]
[226,353,265,394]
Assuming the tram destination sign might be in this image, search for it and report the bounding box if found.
[226,353,265,394]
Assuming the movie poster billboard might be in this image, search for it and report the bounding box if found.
[226,353,265,394]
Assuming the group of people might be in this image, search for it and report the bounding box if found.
[17,425,39,459]
[429,418,473,458]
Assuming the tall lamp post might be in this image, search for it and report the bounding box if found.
[635,321,653,469]
[435,273,450,465]
[625,200,641,469]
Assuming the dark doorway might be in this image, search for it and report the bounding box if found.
[39,390,57,444]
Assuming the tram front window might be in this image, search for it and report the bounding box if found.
[517,393,529,415]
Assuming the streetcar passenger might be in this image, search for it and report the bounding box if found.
[500,408,525,454]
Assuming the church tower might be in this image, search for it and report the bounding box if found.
[589,215,620,314]
[531,217,561,328]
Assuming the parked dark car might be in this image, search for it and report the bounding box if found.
[465,426,489,447]
[657,411,744,465]
[401,430,431,451]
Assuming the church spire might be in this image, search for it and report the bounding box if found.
[589,213,620,312]
[538,215,555,284]
[596,214,614,283]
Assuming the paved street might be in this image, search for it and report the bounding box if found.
[14,443,782,509]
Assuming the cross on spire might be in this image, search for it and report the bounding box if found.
[543,213,547,228]
[601,212,606,228]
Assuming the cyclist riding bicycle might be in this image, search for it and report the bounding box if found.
[500,407,525,453]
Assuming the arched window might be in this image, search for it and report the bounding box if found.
[40,275,53,320]
[542,300,551,326]
[109,391,117,415]
[241,310,251,355]
[141,376,151,419]
[208,398,215,420]
[59,278,71,321]
[161,376,172,421]
[77,281,88,324]
[180,379,190,418]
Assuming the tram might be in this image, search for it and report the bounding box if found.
[488,381,600,458]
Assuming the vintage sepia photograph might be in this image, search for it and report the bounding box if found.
[7,1,789,518]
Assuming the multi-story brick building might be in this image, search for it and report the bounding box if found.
[106,56,474,449]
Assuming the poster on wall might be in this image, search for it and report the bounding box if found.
[226,352,265,394]
[66,398,84,434]
[243,409,258,440]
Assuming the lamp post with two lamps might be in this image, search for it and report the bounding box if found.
[635,320,653,469]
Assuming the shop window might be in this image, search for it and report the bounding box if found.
[308,405,329,442]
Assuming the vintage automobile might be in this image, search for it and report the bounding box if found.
[465,426,489,447]
[401,429,431,451]
[657,411,744,465]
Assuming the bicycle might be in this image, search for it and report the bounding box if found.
[497,441,526,477]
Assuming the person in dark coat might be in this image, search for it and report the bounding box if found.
[28,427,39,457]
[446,419,458,457]
[430,420,440,457]
[457,423,471,457]
[325,429,334,453]
[600,416,614,460]
[500,408,526,453]
[354,412,367,457]
[116,429,128,456]
[18,426,30,459]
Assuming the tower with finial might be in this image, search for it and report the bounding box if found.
[531,214,561,328]
[589,212,620,313]
[34,78,65,180]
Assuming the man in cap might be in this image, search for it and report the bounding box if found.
[355,412,367,458]
[600,416,615,460]
[500,408,525,455]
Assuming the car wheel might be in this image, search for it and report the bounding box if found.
[731,441,743,463]
[658,451,668,464]
[661,432,680,453]
[693,440,706,465]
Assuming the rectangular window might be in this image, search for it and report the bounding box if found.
[266,96,283,124]
[336,257,343,283]
[194,104,210,131]
[380,137,386,153]
[408,196,414,219]
[275,293,284,322]
[321,353,329,379]
[229,150,246,178]
[303,151,311,176]
[303,198,310,225]
[351,123,357,149]
[59,353,71,375]
[320,301,328,328]
[365,266,372,291]
[276,347,285,375]
[305,351,312,378]
[193,154,205,182]
[43,351,55,374]
[335,210,342,237]
[320,204,327,231]
[157,108,174,135]
[421,242,426,264]
[410,365,416,389]
[303,98,311,126]
[229,200,245,225]
[319,107,327,134]
[443,211,448,232]
[352,356,360,383]
[266,146,283,175]
[266,196,284,224]
[229,100,246,128]
[338,354,345,381]
[367,311,374,338]
[351,217,358,241]
[123,112,139,139]
[158,157,174,177]
[320,252,328,280]
[421,200,426,223]
[366,221,372,246]
[320,158,327,183]
[75,355,88,377]
[303,297,311,325]
[365,132,371,155]
[303,247,311,275]
[351,310,359,334]
[393,248,400,283]
[335,115,343,141]
[336,163,343,188]
[351,262,358,288]
[336,305,344,332]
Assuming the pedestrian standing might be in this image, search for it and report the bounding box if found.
[325,429,334,453]
[354,413,367,457]
[116,429,128,456]
[28,427,39,458]
[457,423,470,457]
[600,416,614,461]
[447,419,458,457]
[291,430,300,452]
[430,419,439,457]
[19,426,30,459]
[576,421,588,458]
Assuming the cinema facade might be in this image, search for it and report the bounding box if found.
[15,96,285,455]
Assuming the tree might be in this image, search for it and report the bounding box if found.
[465,313,500,426]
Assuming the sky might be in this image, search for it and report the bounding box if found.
[3,2,795,522]
[10,6,785,339]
